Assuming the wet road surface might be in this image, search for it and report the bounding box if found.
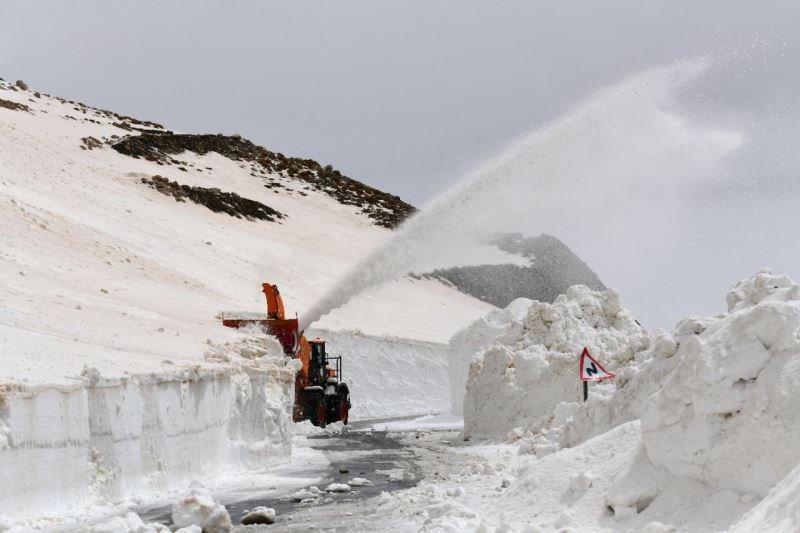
[141,426,421,529]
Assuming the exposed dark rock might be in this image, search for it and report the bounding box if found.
[419,233,606,308]
[80,137,103,150]
[15,80,28,90]
[112,132,415,228]
[0,98,30,112]
[140,175,285,222]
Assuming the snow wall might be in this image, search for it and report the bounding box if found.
[0,335,294,524]
[309,329,450,420]
[453,270,800,524]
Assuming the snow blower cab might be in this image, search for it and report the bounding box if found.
[221,283,350,427]
[304,337,350,427]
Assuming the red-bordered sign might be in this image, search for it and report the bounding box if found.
[579,347,615,381]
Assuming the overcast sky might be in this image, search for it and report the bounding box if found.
[2,1,797,204]
[2,1,799,327]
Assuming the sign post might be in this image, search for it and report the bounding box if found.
[579,347,615,401]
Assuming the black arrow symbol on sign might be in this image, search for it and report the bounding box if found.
[586,362,598,376]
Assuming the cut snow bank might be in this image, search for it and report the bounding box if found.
[458,286,649,437]
[0,334,293,526]
[454,270,800,531]
[309,328,450,419]
[448,297,532,415]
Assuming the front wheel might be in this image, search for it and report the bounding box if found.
[316,401,327,428]
[338,397,349,425]
[304,388,326,427]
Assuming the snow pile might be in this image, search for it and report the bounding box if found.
[171,486,231,533]
[460,286,650,437]
[729,461,800,533]
[641,270,800,496]
[451,271,800,530]
[448,298,532,414]
[89,512,170,533]
[293,420,346,437]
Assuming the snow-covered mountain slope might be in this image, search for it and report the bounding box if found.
[0,78,501,527]
[420,232,607,309]
[0,79,495,387]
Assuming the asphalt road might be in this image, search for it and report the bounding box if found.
[140,424,422,530]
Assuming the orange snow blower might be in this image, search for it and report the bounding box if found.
[222,283,350,427]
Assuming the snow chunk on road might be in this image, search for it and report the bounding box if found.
[240,506,276,525]
[171,487,232,533]
[325,483,352,493]
[349,477,372,487]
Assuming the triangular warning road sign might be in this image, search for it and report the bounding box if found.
[579,347,615,381]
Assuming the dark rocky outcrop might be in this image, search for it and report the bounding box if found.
[0,98,30,112]
[419,233,606,308]
[141,175,285,222]
[113,132,415,229]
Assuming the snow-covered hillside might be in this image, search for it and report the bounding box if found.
[0,80,498,386]
[0,78,502,526]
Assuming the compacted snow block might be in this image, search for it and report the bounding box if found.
[460,286,649,437]
[641,271,800,496]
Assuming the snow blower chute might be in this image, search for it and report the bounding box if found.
[221,283,350,427]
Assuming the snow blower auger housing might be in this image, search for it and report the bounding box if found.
[221,283,350,427]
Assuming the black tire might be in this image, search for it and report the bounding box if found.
[336,383,351,425]
[303,388,326,427]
